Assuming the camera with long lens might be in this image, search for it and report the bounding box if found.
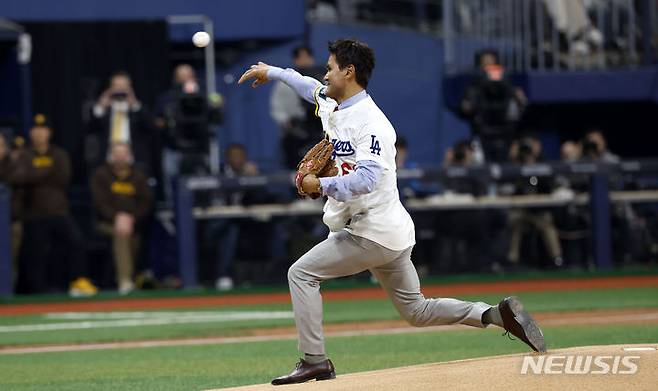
[582,140,600,159]
[517,139,535,163]
[110,91,128,101]
[452,141,471,164]
[169,82,211,152]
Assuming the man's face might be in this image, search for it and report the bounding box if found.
[110,144,133,168]
[480,53,497,69]
[294,50,315,68]
[175,65,196,85]
[586,132,606,153]
[324,54,349,100]
[227,148,246,171]
[30,126,51,147]
[110,75,131,93]
[561,141,581,162]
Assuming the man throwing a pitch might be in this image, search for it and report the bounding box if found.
[238,39,546,385]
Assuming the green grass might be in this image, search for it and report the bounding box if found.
[1,324,656,390]
[1,287,657,346]
[3,263,657,305]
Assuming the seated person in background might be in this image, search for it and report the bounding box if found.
[91,142,153,295]
[208,144,260,291]
[13,114,97,296]
[581,129,620,163]
[542,0,603,56]
[557,140,588,191]
[554,140,589,266]
[437,139,496,271]
[560,140,582,163]
[89,71,150,172]
[442,139,485,193]
[222,143,259,178]
[395,137,438,200]
[0,133,24,285]
[581,129,641,263]
[506,135,564,268]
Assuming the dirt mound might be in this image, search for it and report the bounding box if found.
[215,344,657,391]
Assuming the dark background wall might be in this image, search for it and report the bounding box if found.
[0,0,305,42]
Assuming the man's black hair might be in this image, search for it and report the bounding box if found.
[226,143,246,153]
[474,49,500,67]
[292,45,313,59]
[395,137,408,149]
[110,70,131,82]
[327,39,375,89]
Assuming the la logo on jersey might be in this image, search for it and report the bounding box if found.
[369,135,381,155]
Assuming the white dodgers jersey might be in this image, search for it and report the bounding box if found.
[313,86,415,251]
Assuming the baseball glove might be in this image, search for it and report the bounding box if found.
[295,139,338,198]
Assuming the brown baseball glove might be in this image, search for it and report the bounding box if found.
[295,139,338,198]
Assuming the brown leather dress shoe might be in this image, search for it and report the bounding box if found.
[271,359,336,385]
[498,296,547,353]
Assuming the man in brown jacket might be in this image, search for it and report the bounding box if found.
[91,142,152,294]
[13,114,97,296]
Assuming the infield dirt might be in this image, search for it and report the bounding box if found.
[215,344,658,391]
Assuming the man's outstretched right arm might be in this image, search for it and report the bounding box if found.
[267,67,322,104]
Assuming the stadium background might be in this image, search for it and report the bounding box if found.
[0,0,658,389]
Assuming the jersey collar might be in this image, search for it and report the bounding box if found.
[337,90,368,111]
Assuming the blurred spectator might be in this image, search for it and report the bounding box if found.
[208,144,260,291]
[581,129,644,264]
[13,115,97,296]
[395,137,437,199]
[543,0,603,56]
[0,133,24,284]
[270,46,325,169]
[436,139,496,271]
[154,64,223,203]
[460,49,527,163]
[91,142,153,295]
[442,139,486,195]
[222,143,259,178]
[581,129,620,163]
[307,0,338,22]
[395,137,410,169]
[553,140,590,267]
[506,135,564,267]
[89,71,151,172]
[560,140,582,163]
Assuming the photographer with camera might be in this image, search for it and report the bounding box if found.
[90,71,150,172]
[506,135,564,268]
[581,129,620,163]
[436,139,501,271]
[154,64,223,204]
[461,50,527,163]
[580,129,648,265]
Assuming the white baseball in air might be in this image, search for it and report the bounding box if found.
[192,31,211,48]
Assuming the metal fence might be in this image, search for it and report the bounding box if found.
[307,0,655,74]
[442,0,656,74]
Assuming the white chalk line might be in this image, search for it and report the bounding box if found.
[0,311,294,333]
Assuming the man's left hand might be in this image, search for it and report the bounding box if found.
[301,174,322,197]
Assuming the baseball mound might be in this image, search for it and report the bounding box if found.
[215,344,657,391]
